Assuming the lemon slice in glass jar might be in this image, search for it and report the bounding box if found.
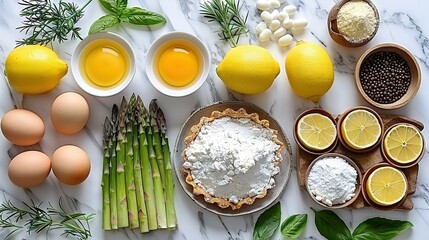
[297,113,337,151]
[341,109,381,150]
[366,166,407,206]
[384,124,423,164]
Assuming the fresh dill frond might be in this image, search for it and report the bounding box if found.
[16,0,93,46]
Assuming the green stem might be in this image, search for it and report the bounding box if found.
[146,117,167,228]
[116,98,129,228]
[136,96,158,230]
[125,96,139,229]
[109,106,119,229]
[102,118,111,230]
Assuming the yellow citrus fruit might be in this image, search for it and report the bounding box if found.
[285,41,334,102]
[383,124,423,164]
[297,113,337,151]
[216,45,280,94]
[366,166,407,206]
[341,109,381,150]
[5,45,67,94]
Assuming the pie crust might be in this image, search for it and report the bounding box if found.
[182,108,284,210]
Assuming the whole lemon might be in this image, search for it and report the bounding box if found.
[285,41,334,102]
[216,45,280,94]
[5,45,67,95]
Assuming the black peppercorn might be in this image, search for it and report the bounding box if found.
[359,51,411,104]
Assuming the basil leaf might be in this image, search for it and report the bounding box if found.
[89,15,120,34]
[121,7,166,26]
[253,202,281,240]
[99,0,127,14]
[311,208,352,240]
[352,217,413,240]
[280,214,307,239]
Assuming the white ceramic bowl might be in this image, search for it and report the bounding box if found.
[71,32,136,97]
[145,32,211,97]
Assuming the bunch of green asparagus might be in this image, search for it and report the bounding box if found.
[101,94,176,232]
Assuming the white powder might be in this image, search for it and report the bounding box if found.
[337,0,377,42]
[183,117,281,203]
[307,156,357,206]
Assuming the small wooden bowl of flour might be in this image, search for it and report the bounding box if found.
[327,0,380,47]
[305,153,362,209]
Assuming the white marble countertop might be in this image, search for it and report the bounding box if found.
[1,0,428,239]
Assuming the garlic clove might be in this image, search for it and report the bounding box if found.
[278,11,289,21]
[270,0,281,9]
[261,11,273,23]
[256,0,271,11]
[278,34,293,46]
[269,20,281,31]
[259,29,272,42]
[282,19,294,29]
[273,27,287,38]
[293,18,308,30]
[271,9,279,20]
[256,22,268,35]
[283,5,297,16]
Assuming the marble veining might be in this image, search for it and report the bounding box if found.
[0,0,428,239]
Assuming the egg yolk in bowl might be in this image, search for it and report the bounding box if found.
[157,46,199,87]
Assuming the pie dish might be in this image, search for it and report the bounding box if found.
[182,107,284,210]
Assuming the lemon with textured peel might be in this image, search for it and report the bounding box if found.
[341,109,381,150]
[384,124,423,164]
[285,41,334,102]
[366,166,407,206]
[5,45,67,94]
[216,45,280,94]
[297,113,337,151]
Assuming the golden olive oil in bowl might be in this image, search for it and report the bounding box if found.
[72,32,136,97]
[146,32,211,97]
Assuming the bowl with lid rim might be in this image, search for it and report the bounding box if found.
[293,108,338,155]
[305,152,362,209]
[327,0,379,47]
[355,43,421,109]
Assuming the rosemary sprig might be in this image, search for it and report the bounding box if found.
[16,0,93,46]
[0,198,94,240]
[200,0,248,47]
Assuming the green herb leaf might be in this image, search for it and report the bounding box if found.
[311,208,352,240]
[352,217,413,240]
[280,214,307,239]
[121,7,166,25]
[99,0,127,14]
[253,202,281,240]
[89,14,120,34]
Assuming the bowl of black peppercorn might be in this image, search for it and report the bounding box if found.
[355,43,421,109]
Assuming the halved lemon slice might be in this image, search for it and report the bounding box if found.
[366,166,407,206]
[341,109,381,150]
[297,113,337,151]
[384,124,423,164]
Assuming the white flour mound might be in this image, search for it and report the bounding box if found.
[307,156,357,206]
[183,117,281,203]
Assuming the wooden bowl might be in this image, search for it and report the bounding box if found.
[381,123,426,168]
[361,163,408,210]
[355,43,421,109]
[327,0,379,47]
[305,153,362,209]
[293,108,338,155]
[337,106,384,153]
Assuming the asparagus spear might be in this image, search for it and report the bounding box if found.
[136,96,158,230]
[127,94,149,233]
[125,95,139,228]
[116,97,129,228]
[109,105,119,229]
[145,103,167,228]
[151,99,177,229]
[102,117,111,230]
[149,103,166,188]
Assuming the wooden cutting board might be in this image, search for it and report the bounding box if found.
[297,114,424,210]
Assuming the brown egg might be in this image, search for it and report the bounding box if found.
[1,109,45,146]
[51,92,89,135]
[8,151,51,188]
[52,145,90,185]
